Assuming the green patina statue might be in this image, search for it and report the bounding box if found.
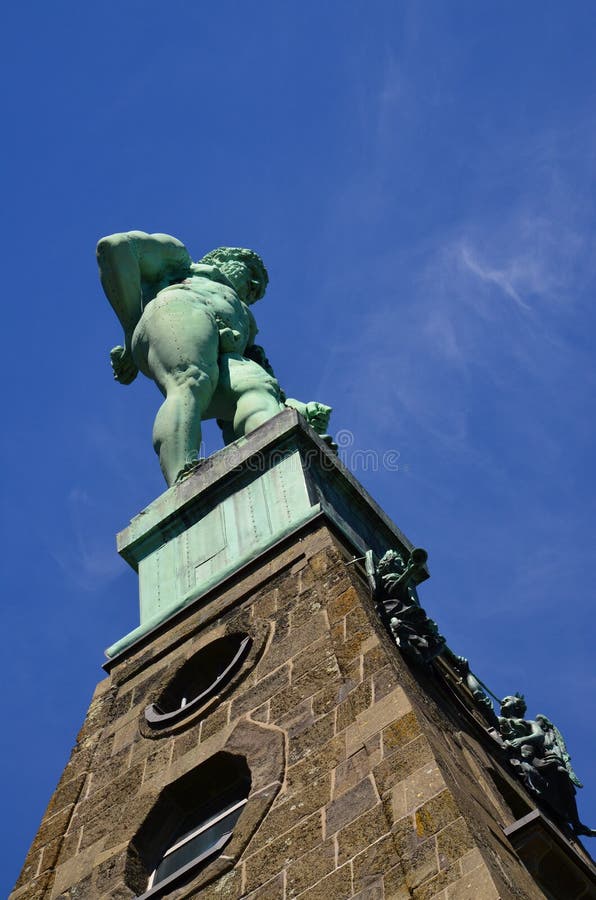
[371,546,595,837]
[498,694,595,837]
[97,232,332,485]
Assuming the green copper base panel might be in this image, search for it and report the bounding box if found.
[107,409,418,660]
[106,505,319,657]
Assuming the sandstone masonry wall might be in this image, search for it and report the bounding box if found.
[13,522,548,900]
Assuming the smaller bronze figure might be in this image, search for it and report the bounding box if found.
[498,695,595,838]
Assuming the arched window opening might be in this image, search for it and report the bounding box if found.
[145,633,251,728]
[132,753,251,898]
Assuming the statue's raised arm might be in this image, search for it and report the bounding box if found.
[97,231,192,383]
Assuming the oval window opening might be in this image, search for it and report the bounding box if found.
[145,634,251,728]
[132,752,251,898]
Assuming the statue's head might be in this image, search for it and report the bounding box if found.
[500,693,527,718]
[378,549,405,576]
[200,247,269,304]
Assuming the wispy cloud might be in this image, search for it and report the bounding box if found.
[48,488,124,593]
[457,243,531,311]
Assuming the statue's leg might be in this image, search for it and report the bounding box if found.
[132,295,219,485]
[219,355,284,439]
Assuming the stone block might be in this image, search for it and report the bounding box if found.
[436,818,475,870]
[44,775,86,820]
[252,588,278,619]
[200,701,230,741]
[29,806,75,855]
[258,611,327,676]
[352,882,384,900]
[325,776,378,834]
[357,686,412,741]
[334,634,367,670]
[249,774,332,852]
[362,645,387,679]
[245,872,286,899]
[445,863,500,899]
[37,835,63,875]
[373,735,434,795]
[410,860,463,900]
[401,835,439,890]
[286,839,335,897]
[372,664,401,702]
[231,662,291,719]
[298,863,352,899]
[288,709,336,765]
[313,681,343,717]
[290,587,323,628]
[250,701,270,723]
[327,587,359,623]
[10,871,53,900]
[244,811,323,893]
[382,864,411,899]
[168,725,198,762]
[333,747,372,799]
[382,710,422,755]
[142,742,173,783]
[336,803,390,865]
[284,736,346,795]
[196,867,246,900]
[336,680,374,733]
[415,789,460,838]
[352,834,401,893]
[292,638,339,683]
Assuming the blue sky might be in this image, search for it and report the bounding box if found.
[2,0,596,890]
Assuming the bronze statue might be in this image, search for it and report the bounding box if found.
[97,232,332,485]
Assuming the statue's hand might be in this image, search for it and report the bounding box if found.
[110,346,138,385]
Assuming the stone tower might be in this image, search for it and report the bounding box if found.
[12,411,595,899]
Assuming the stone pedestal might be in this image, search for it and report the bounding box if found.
[109,408,415,658]
[12,411,595,900]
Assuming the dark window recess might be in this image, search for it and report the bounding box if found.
[148,783,248,890]
[132,754,251,898]
[145,634,251,728]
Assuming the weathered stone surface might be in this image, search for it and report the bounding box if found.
[231,662,290,718]
[286,840,335,897]
[298,863,352,899]
[436,817,475,870]
[373,735,435,795]
[284,736,346,795]
[243,812,323,893]
[382,709,422,754]
[328,587,359,623]
[352,834,401,892]
[245,872,285,899]
[333,748,372,800]
[326,776,378,835]
[415,788,460,838]
[14,517,574,900]
[445,862,500,899]
[345,686,412,754]
[288,709,337,765]
[336,804,390,865]
[249,775,332,852]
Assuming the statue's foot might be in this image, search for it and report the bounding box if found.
[174,460,205,484]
